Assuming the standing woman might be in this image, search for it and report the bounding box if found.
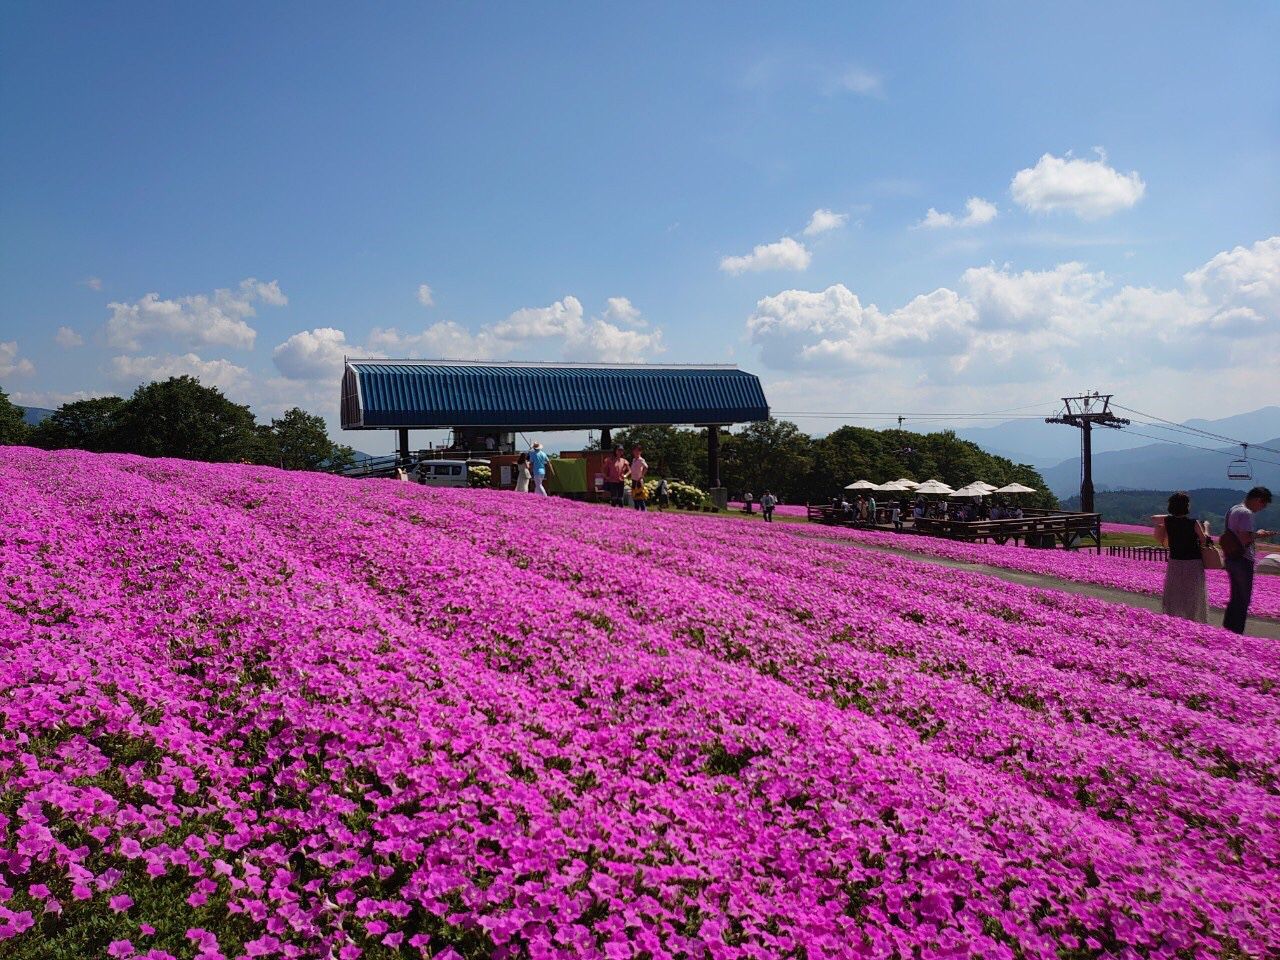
[1157,491,1208,623]
[515,452,531,493]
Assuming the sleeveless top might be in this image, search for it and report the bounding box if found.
[1165,515,1201,562]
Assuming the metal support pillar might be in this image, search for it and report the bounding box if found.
[1080,420,1093,514]
[707,425,721,489]
[600,427,612,450]
[398,428,410,464]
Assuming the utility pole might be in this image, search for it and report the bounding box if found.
[1045,393,1129,513]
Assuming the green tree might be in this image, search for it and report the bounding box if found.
[268,407,353,471]
[31,396,126,451]
[721,418,814,503]
[112,376,260,462]
[0,386,28,445]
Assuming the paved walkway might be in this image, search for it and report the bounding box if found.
[826,538,1280,641]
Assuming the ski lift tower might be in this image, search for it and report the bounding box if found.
[1045,393,1130,513]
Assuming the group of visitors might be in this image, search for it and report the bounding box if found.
[1158,485,1273,633]
[603,444,652,510]
[833,494,879,524]
[740,491,779,521]
[513,443,554,495]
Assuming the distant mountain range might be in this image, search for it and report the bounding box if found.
[956,406,1279,468]
[1040,436,1280,499]
[19,406,55,426]
[955,406,1279,498]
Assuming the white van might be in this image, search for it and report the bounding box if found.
[415,460,469,488]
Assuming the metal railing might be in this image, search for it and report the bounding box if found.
[1107,545,1168,562]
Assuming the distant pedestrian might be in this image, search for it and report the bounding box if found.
[1156,491,1208,624]
[743,491,754,514]
[515,452,531,493]
[1221,486,1275,634]
[760,490,777,522]
[529,442,554,497]
[603,445,629,506]
[891,500,902,531]
[656,477,670,511]
[867,495,877,525]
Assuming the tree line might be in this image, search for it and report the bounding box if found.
[608,419,1059,509]
[0,376,354,471]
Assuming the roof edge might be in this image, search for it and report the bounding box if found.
[344,357,744,371]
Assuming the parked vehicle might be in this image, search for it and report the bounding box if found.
[415,459,470,488]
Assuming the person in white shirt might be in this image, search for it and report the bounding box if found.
[1223,486,1275,633]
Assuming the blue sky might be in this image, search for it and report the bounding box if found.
[2,2,1277,452]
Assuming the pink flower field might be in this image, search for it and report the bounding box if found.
[1101,522,1156,536]
[807,526,1280,619]
[3,447,1279,960]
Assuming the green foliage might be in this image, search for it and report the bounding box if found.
[30,396,126,452]
[647,478,709,509]
[468,464,492,488]
[0,384,30,445]
[112,376,260,463]
[607,419,1055,509]
[721,418,814,503]
[268,407,349,471]
[26,379,348,471]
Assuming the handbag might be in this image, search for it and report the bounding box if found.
[1201,540,1225,570]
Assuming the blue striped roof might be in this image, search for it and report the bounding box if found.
[341,361,769,429]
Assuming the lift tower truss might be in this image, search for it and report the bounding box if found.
[1045,393,1129,514]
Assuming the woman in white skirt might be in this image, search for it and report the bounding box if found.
[514,452,531,493]
[1157,491,1208,623]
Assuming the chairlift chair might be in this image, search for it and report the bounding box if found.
[1228,444,1252,481]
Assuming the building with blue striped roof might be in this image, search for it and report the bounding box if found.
[340,359,771,487]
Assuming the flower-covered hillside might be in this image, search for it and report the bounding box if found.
[2,448,1278,960]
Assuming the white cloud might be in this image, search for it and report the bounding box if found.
[272,327,350,381]
[720,237,812,275]
[602,296,645,327]
[107,353,251,394]
[1183,236,1280,326]
[747,235,1280,390]
[1010,150,1145,220]
[803,209,849,236]
[367,322,498,360]
[491,296,585,341]
[80,276,103,291]
[9,389,95,409]
[364,295,665,365]
[840,68,883,97]
[104,277,287,351]
[920,197,998,229]
[0,341,35,378]
[55,326,85,348]
[417,283,435,308]
[961,261,1107,331]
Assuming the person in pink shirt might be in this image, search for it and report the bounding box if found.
[603,445,630,507]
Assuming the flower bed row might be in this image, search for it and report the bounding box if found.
[801,524,1280,619]
[2,447,1278,959]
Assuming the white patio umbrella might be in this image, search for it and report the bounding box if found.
[844,479,878,490]
[874,481,910,492]
[993,482,1037,495]
[913,479,955,495]
[968,481,999,492]
[894,478,919,488]
[949,485,988,498]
